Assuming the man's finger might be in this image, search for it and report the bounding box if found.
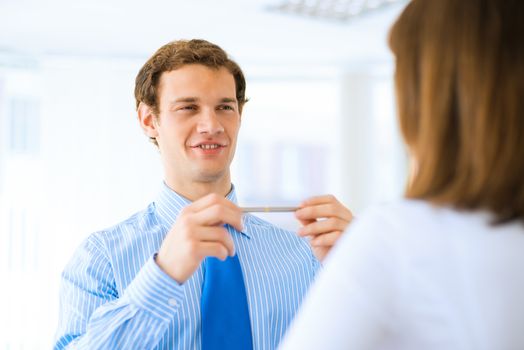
[196,242,234,261]
[185,192,240,214]
[296,203,353,222]
[297,217,347,237]
[309,231,342,247]
[299,194,338,207]
[296,217,316,227]
[195,226,236,256]
[191,203,243,232]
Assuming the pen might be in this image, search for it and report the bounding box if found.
[241,206,299,213]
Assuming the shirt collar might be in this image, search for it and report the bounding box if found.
[155,182,250,238]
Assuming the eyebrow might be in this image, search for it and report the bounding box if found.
[170,97,237,106]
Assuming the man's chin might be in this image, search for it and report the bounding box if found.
[193,170,227,184]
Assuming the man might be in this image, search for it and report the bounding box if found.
[54,39,352,349]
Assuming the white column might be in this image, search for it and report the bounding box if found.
[338,68,407,214]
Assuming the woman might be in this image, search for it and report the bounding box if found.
[279,0,524,349]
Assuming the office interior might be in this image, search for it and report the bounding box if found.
[0,0,408,348]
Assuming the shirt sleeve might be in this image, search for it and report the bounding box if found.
[278,208,402,350]
[53,234,185,350]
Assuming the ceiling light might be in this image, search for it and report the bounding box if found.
[268,0,407,22]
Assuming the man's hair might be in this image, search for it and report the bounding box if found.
[134,39,248,141]
[389,0,524,223]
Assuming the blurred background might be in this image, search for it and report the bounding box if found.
[0,0,408,348]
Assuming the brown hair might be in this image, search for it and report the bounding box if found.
[389,0,524,223]
[134,39,248,116]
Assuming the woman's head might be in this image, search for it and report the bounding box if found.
[390,0,524,223]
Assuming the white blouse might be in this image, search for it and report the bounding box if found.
[280,199,524,350]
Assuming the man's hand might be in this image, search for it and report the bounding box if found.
[156,193,243,284]
[295,195,353,262]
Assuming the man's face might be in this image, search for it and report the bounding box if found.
[153,64,241,187]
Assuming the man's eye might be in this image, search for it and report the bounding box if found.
[218,105,234,111]
[180,105,196,111]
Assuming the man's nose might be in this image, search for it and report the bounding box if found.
[196,109,224,135]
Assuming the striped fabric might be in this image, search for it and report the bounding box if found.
[54,183,320,350]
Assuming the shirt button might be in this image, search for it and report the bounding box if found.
[168,298,178,307]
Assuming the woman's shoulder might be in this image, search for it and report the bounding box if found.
[351,199,524,251]
[355,198,496,231]
[351,199,440,233]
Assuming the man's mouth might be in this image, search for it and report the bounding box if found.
[196,144,222,150]
[190,142,228,153]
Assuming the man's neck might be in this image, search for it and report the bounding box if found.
[164,177,232,202]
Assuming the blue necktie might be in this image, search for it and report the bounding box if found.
[201,253,253,350]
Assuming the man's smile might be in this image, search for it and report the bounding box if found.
[190,141,228,155]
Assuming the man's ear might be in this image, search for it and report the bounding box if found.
[137,102,159,139]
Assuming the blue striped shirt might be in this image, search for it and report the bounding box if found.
[54,183,320,349]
